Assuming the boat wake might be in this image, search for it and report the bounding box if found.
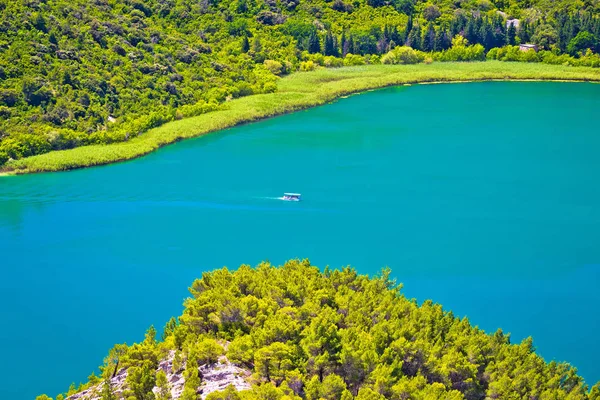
[255,196,286,201]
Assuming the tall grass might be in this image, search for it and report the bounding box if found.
[3,61,600,175]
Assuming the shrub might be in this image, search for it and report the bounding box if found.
[435,36,485,62]
[264,59,284,75]
[381,46,424,65]
[300,60,316,71]
[343,53,365,66]
[520,49,540,62]
[0,89,19,107]
[323,56,344,68]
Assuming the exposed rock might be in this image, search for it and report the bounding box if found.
[200,356,251,398]
[66,352,251,400]
[507,18,520,28]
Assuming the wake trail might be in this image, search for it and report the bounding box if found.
[255,196,284,201]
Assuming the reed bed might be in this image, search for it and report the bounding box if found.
[3,61,600,175]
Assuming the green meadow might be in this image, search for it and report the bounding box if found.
[4,61,600,175]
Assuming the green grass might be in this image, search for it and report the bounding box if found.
[3,61,600,175]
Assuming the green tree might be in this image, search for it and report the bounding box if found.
[590,383,600,400]
[324,31,337,56]
[532,24,558,49]
[423,24,436,52]
[300,307,341,381]
[196,338,224,364]
[102,344,128,379]
[567,31,598,55]
[507,22,517,45]
[205,385,241,400]
[125,363,156,400]
[101,378,117,400]
[241,36,250,53]
[423,4,441,21]
[308,31,321,54]
[434,29,450,51]
[254,342,296,385]
[155,370,172,400]
[181,345,201,400]
[407,25,422,50]
[321,374,349,400]
[479,19,495,50]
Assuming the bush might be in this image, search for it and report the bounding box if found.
[381,46,424,65]
[178,101,221,119]
[300,60,316,71]
[0,89,20,107]
[521,49,540,62]
[323,56,344,68]
[343,53,365,66]
[264,59,284,75]
[435,36,485,62]
[196,338,223,364]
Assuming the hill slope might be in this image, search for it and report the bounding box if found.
[1,0,599,166]
[39,260,600,400]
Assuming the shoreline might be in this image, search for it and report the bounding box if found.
[2,61,600,176]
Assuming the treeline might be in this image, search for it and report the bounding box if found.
[293,10,600,57]
[1,0,600,167]
[37,260,600,400]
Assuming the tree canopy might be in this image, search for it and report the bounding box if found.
[39,260,600,400]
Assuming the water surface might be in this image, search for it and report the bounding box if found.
[1,82,599,398]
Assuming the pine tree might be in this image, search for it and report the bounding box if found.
[341,31,348,56]
[308,31,321,54]
[390,26,400,44]
[403,16,413,44]
[507,22,517,45]
[100,378,116,400]
[434,29,450,51]
[347,35,354,55]
[324,31,336,56]
[181,346,201,400]
[518,20,531,43]
[408,25,422,50]
[241,36,250,53]
[332,34,339,56]
[479,19,495,50]
[465,18,477,45]
[351,35,360,54]
[156,370,172,400]
[252,36,262,53]
[423,24,436,52]
[450,13,467,37]
[492,15,506,48]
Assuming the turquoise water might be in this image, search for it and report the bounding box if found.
[1,82,599,398]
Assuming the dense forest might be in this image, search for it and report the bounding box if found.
[1,0,600,166]
[37,260,599,399]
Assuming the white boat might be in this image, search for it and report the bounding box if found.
[282,193,301,201]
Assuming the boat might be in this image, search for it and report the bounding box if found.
[282,193,301,201]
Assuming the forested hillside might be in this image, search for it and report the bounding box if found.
[38,260,599,399]
[1,0,600,166]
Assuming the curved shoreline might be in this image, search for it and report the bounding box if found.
[2,61,600,176]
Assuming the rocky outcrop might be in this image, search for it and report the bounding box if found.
[67,352,251,400]
[199,357,252,398]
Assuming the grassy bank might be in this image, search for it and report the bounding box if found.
[3,61,600,175]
